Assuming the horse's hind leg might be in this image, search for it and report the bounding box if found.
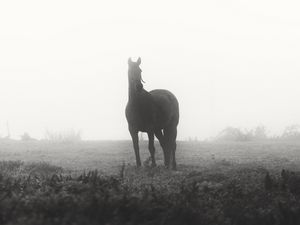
[147,132,156,167]
[154,129,168,166]
[164,126,177,170]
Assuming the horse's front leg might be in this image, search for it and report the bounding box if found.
[129,128,141,167]
[147,131,156,167]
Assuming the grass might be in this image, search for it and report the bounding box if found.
[0,140,300,224]
[1,140,300,172]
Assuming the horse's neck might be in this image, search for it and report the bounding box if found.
[128,82,145,103]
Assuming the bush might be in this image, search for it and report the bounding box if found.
[44,129,82,143]
[215,127,253,142]
[20,132,37,141]
[214,126,268,142]
[281,125,300,140]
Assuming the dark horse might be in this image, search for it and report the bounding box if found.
[125,57,179,170]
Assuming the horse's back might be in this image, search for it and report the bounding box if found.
[149,89,179,128]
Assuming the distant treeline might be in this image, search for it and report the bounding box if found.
[214,125,300,142]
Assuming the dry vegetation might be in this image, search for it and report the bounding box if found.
[0,140,300,224]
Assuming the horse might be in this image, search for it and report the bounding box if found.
[125,57,179,170]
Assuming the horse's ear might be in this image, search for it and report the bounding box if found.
[128,57,133,65]
[137,57,141,66]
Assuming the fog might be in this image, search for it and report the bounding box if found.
[0,0,300,140]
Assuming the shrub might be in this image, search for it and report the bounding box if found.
[214,126,268,142]
[20,132,37,141]
[215,127,253,142]
[44,129,82,143]
[281,125,300,140]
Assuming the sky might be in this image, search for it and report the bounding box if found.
[0,0,300,140]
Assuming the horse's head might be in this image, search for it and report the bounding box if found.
[128,57,144,91]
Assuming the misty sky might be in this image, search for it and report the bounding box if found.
[0,0,300,140]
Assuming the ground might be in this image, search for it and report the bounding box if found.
[0,140,300,225]
[1,140,300,172]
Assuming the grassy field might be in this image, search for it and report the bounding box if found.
[1,140,300,224]
[1,140,300,172]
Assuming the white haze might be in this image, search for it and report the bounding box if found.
[0,0,300,140]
